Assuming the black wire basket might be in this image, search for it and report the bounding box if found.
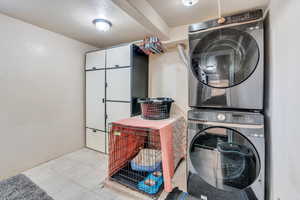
[138,98,174,120]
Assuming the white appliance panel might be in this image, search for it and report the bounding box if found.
[86,50,106,70]
[106,102,131,128]
[86,70,105,131]
[86,128,106,153]
[106,68,131,101]
[106,45,131,68]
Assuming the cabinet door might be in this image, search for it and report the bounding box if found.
[86,128,106,153]
[86,50,106,70]
[106,45,131,68]
[86,70,105,131]
[106,68,131,101]
[106,102,131,127]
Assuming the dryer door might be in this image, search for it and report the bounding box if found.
[190,28,259,89]
[189,127,260,192]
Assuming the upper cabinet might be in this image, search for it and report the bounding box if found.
[85,50,106,70]
[106,45,131,68]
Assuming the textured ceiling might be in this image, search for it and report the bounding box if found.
[0,0,150,48]
[0,0,269,47]
[146,0,269,27]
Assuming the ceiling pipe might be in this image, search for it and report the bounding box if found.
[177,43,190,71]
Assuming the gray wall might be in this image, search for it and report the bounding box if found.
[0,13,94,179]
[266,0,300,199]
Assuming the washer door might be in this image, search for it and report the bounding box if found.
[190,29,259,88]
[190,127,260,191]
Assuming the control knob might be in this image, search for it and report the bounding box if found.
[217,113,226,121]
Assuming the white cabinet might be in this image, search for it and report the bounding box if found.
[106,68,131,101]
[86,128,106,152]
[85,44,148,154]
[106,45,131,68]
[86,70,105,131]
[106,102,131,126]
[85,50,106,70]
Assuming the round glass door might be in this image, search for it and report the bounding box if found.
[189,127,260,191]
[190,29,259,88]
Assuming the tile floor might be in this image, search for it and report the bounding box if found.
[22,148,186,200]
[23,148,136,200]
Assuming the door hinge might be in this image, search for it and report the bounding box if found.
[105,114,108,119]
[105,82,108,87]
[102,98,105,103]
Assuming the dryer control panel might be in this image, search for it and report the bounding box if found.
[189,9,263,32]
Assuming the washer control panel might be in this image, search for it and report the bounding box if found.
[188,110,264,125]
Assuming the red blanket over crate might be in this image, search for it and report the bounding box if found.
[108,115,186,193]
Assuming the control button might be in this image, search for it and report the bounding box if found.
[217,113,226,121]
[253,134,264,138]
[217,17,226,24]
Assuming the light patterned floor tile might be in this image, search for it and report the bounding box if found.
[22,148,145,200]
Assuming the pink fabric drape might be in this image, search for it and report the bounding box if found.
[110,116,186,192]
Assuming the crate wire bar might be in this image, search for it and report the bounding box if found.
[109,124,163,198]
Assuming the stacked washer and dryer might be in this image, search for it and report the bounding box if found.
[187,10,265,200]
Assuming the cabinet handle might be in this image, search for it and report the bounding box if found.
[102,98,105,103]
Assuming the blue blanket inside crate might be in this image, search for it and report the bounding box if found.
[131,160,162,172]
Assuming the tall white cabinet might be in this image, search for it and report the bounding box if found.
[86,70,105,131]
[85,44,148,153]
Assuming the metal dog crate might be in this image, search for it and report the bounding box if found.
[108,124,164,198]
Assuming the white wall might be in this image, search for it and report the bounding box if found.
[266,1,300,199]
[149,25,189,117]
[149,48,189,117]
[0,13,94,179]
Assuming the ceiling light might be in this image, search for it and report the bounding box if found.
[182,0,199,7]
[93,19,112,32]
